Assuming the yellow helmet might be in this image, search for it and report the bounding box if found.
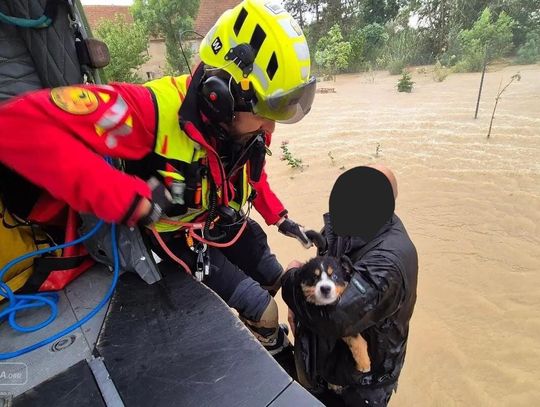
[199,0,316,124]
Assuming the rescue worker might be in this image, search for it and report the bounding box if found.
[0,0,316,355]
[282,165,418,406]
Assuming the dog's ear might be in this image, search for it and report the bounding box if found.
[340,255,355,276]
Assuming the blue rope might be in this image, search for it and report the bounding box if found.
[0,11,52,28]
[0,222,120,360]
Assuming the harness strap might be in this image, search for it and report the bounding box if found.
[0,0,63,28]
[0,11,51,28]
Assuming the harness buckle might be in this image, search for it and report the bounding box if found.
[195,250,204,282]
[192,241,208,282]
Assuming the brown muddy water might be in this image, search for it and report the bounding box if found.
[251,64,540,406]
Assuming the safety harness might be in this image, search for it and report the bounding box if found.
[139,66,269,280]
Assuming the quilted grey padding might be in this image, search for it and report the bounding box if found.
[0,11,42,100]
[0,0,85,218]
[0,0,83,101]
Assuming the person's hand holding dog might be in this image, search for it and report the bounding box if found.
[284,259,304,336]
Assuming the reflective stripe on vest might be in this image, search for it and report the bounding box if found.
[228,165,250,212]
[144,75,251,232]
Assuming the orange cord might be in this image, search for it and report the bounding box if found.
[188,220,247,248]
[150,226,192,275]
[150,219,248,275]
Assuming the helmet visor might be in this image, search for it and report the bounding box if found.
[253,76,316,124]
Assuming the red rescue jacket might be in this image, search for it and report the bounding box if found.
[0,81,286,226]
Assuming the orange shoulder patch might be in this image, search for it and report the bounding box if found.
[50,86,99,115]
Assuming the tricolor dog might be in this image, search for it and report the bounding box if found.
[296,255,371,373]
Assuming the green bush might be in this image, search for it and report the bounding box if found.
[453,45,486,72]
[516,30,540,64]
[453,7,515,72]
[315,25,352,79]
[132,0,198,75]
[95,16,149,83]
[459,8,515,58]
[380,28,432,74]
[438,26,463,67]
[361,23,389,62]
[397,71,414,92]
[432,60,450,82]
[348,23,389,71]
[388,59,407,75]
[348,31,366,71]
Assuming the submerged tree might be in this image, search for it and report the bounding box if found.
[487,73,521,139]
[397,70,414,92]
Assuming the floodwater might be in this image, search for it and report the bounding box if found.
[252,64,540,406]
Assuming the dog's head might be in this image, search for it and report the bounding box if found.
[297,256,354,306]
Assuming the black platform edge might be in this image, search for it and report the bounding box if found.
[97,265,295,406]
[269,381,323,406]
[12,360,105,407]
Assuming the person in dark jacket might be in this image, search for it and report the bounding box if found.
[282,164,418,406]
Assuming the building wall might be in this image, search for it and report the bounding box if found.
[139,39,167,80]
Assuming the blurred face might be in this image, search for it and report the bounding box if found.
[224,111,275,144]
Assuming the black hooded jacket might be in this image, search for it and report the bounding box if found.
[281,213,418,388]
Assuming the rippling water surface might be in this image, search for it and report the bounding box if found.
[256,64,540,406]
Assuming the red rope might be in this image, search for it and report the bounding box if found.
[150,219,248,276]
[188,220,247,248]
[150,226,191,275]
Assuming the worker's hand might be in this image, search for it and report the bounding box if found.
[138,177,173,226]
[277,217,313,248]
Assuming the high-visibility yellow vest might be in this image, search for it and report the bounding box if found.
[144,75,251,232]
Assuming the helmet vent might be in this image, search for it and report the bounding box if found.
[249,24,266,55]
[234,8,248,36]
[266,52,278,80]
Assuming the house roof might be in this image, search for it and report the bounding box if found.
[83,5,133,30]
[83,1,243,38]
[193,0,242,35]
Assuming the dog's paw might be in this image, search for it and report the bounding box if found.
[355,363,371,373]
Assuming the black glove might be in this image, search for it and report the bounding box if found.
[139,177,173,226]
[278,218,313,248]
[305,230,327,253]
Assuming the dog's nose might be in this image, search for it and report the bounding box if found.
[320,285,332,296]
